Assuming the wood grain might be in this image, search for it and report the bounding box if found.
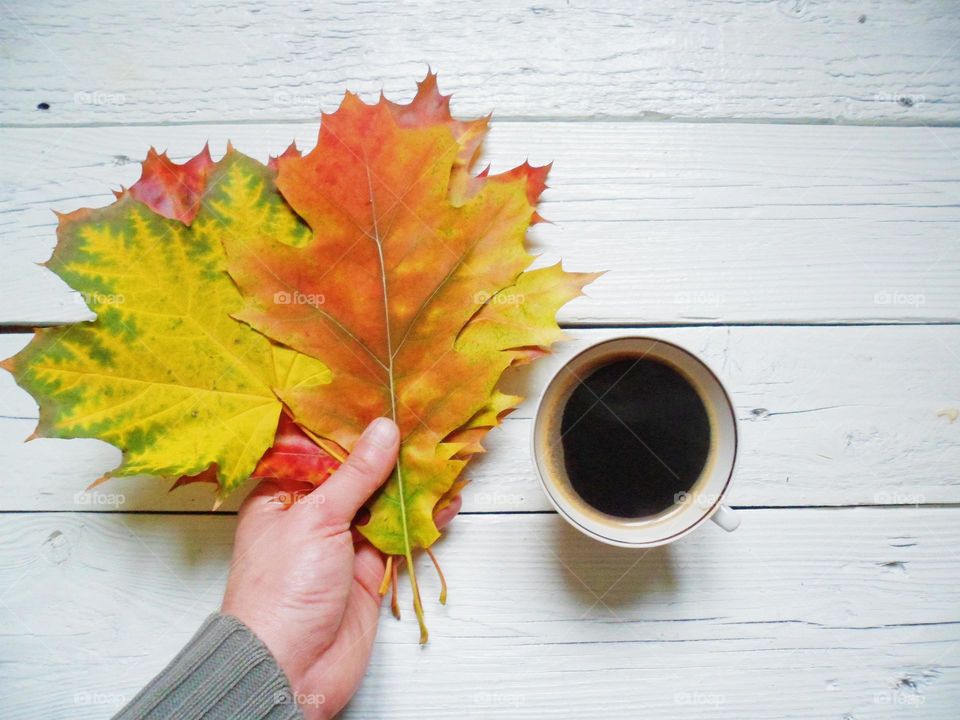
[0,510,956,718]
[1,0,958,125]
[2,122,959,326]
[2,326,957,512]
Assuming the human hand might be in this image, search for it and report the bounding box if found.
[221,417,460,719]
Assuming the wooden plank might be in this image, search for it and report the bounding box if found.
[1,1,959,125]
[1,122,959,326]
[2,325,957,512]
[0,509,956,718]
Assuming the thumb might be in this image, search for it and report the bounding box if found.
[305,417,399,524]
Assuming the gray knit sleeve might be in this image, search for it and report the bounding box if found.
[113,613,304,720]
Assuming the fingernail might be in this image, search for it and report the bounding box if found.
[363,417,399,449]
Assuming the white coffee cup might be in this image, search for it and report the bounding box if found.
[531,336,740,547]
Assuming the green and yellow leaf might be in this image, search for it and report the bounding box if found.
[2,149,328,491]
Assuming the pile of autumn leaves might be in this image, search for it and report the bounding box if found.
[3,76,597,640]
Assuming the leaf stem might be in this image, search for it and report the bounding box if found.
[405,547,428,643]
[425,547,448,605]
[378,555,393,596]
[365,156,427,643]
[390,555,401,619]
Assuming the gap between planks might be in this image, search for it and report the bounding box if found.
[8,115,960,130]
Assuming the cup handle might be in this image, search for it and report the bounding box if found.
[710,504,740,532]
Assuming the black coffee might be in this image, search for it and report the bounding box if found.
[560,357,711,518]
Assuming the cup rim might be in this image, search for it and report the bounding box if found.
[530,335,738,548]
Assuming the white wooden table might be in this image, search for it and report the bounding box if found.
[1,2,959,717]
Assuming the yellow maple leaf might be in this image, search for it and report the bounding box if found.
[3,149,329,491]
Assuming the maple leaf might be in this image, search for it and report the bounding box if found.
[174,411,339,496]
[2,147,330,491]
[223,74,599,640]
[124,144,215,224]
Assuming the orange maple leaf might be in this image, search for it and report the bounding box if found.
[224,74,599,640]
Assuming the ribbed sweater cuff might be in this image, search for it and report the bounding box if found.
[113,613,304,720]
